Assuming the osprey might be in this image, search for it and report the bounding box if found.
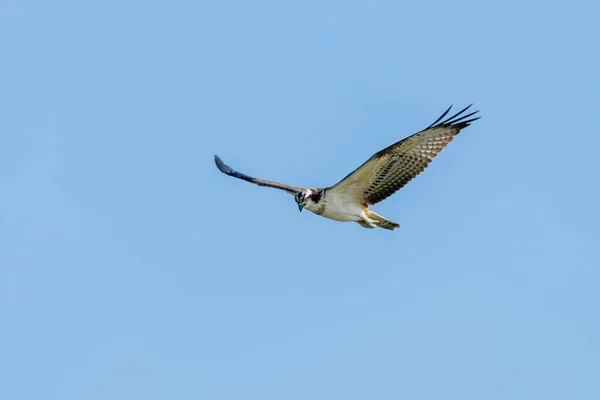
[215,105,480,230]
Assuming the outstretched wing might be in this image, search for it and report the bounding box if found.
[328,105,480,205]
[214,155,304,195]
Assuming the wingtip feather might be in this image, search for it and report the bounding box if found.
[428,104,481,130]
[214,154,230,174]
[428,105,453,128]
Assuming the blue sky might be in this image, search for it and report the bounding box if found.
[1,1,599,399]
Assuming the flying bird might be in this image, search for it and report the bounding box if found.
[214,105,480,230]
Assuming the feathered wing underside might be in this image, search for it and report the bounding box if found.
[328,105,480,205]
[214,155,304,195]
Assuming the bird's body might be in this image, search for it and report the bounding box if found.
[303,189,364,222]
[214,105,480,231]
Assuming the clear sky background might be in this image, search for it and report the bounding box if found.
[1,1,599,399]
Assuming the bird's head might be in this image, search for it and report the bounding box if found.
[295,188,320,212]
[294,190,308,212]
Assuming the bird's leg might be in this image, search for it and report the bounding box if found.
[359,211,378,228]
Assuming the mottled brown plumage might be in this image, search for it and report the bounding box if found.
[327,104,479,207]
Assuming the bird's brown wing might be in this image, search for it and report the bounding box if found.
[327,105,480,205]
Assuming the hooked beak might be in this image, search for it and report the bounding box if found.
[297,203,304,212]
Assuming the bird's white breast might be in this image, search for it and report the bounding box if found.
[305,191,364,222]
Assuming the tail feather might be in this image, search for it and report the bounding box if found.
[364,210,401,231]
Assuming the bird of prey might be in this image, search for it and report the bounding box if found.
[214,105,480,230]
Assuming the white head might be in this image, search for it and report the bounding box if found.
[294,188,321,212]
